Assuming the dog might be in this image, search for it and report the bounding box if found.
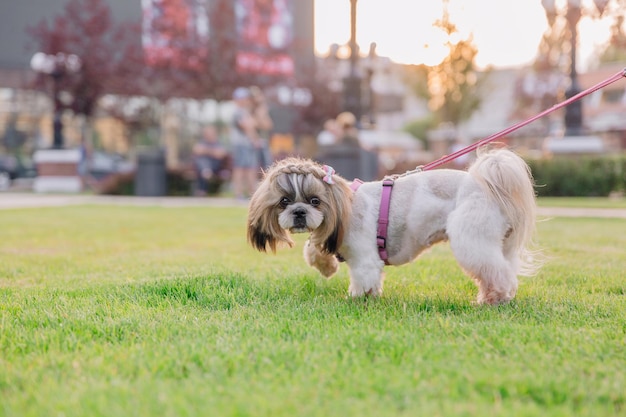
[247,148,538,304]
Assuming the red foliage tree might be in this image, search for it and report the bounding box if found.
[27,0,148,151]
[28,0,143,119]
[157,0,259,103]
[29,0,320,146]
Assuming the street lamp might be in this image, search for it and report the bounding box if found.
[343,0,362,122]
[30,52,82,148]
[362,42,378,127]
[541,0,583,136]
[541,0,612,137]
[563,0,583,136]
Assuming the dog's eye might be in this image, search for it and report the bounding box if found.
[279,197,291,208]
[310,197,321,207]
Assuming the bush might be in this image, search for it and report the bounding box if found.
[403,116,436,150]
[527,155,626,197]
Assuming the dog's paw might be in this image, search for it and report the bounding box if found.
[303,240,338,278]
[348,283,382,297]
[476,290,514,305]
[316,258,339,278]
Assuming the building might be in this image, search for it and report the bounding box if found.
[0,0,314,166]
[582,63,626,149]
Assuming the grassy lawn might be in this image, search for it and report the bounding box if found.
[1,205,625,417]
[538,196,626,209]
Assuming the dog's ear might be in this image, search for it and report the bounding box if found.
[247,177,294,253]
[320,224,341,254]
[247,217,293,253]
[313,177,352,255]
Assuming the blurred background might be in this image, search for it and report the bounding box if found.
[0,0,625,196]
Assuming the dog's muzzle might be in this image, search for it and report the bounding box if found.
[293,208,307,228]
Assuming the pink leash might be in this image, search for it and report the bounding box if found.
[421,67,626,171]
[349,67,626,265]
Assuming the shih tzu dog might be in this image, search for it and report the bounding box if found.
[247,148,538,304]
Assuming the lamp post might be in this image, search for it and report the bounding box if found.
[30,52,82,148]
[563,0,583,136]
[541,0,584,136]
[362,42,377,128]
[541,0,612,138]
[343,0,362,122]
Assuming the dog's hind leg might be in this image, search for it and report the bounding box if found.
[452,242,518,305]
[448,207,518,305]
[470,258,517,305]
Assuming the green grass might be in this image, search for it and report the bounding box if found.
[538,196,626,209]
[1,206,625,417]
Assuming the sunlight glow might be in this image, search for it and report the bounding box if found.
[314,0,615,69]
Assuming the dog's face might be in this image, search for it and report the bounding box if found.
[276,173,325,233]
[247,158,352,254]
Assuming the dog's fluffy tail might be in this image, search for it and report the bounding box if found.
[468,148,539,276]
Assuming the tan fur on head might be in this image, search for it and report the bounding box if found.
[247,157,353,254]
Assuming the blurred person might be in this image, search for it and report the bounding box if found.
[335,111,360,146]
[193,124,230,196]
[315,111,363,181]
[77,136,94,189]
[316,118,340,147]
[249,85,274,170]
[230,87,261,199]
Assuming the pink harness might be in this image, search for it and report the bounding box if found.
[350,178,394,265]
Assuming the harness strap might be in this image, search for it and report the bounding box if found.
[345,178,394,265]
[350,179,364,192]
[377,179,394,265]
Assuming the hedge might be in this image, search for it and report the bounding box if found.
[526,155,626,197]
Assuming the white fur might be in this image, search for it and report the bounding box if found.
[249,149,538,305]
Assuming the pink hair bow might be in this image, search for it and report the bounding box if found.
[322,165,335,184]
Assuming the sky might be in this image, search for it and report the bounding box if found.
[314,0,617,69]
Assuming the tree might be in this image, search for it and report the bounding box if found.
[28,0,236,149]
[599,14,626,63]
[28,0,143,146]
[134,0,273,133]
[175,0,242,125]
[512,5,569,126]
[410,3,484,128]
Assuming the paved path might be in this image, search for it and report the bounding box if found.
[536,206,626,219]
[0,193,249,209]
[1,193,626,218]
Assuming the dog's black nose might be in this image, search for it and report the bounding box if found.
[293,208,306,218]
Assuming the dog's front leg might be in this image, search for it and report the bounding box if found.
[347,260,385,297]
[303,240,339,278]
